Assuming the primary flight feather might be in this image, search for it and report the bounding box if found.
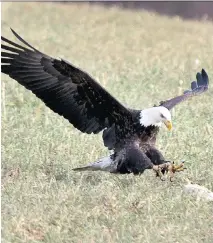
[1,29,209,179]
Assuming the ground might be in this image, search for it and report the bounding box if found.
[1,2,213,243]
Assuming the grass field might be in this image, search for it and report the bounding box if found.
[1,2,213,243]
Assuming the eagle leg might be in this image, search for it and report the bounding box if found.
[168,161,186,182]
[152,162,171,181]
[152,161,186,181]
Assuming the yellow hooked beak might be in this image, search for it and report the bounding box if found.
[164,120,172,131]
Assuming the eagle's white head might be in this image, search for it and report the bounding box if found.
[140,106,172,130]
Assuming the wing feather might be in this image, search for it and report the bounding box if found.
[1,29,133,137]
[159,69,209,110]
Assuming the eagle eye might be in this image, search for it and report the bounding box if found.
[160,114,165,119]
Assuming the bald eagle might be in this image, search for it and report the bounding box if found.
[1,29,209,180]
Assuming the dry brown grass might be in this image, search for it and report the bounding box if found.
[1,2,213,243]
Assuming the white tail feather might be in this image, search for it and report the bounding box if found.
[72,156,115,172]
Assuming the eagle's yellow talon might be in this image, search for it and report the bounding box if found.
[153,161,186,181]
[168,161,186,181]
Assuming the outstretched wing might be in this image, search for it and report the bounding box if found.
[159,69,209,110]
[1,29,133,135]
